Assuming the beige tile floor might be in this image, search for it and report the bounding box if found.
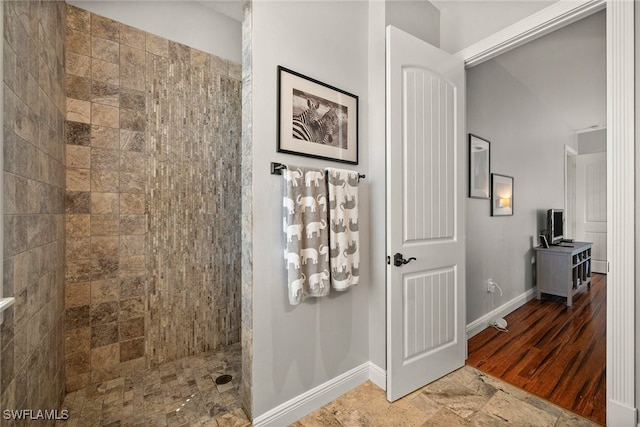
[292,366,599,427]
[57,342,249,427]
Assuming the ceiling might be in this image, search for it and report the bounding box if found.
[431,0,557,53]
[490,9,606,132]
[202,0,558,31]
[198,0,244,21]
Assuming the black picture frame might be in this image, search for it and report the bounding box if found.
[468,134,491,199]
[491,174,514,216]
[277,66,359,165]
[539,234,549,248]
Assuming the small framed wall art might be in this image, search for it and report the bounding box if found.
[277,66,359,164]
[468,134,491,199]
[491,174,514,216]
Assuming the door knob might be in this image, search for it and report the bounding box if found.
[394,253,416,267]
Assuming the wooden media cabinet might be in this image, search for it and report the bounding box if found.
[534,241,592,307]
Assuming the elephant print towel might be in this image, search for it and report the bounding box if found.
[326,168,359,291]
[283,165,331,305]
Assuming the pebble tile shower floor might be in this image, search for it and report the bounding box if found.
[57,343,248,427]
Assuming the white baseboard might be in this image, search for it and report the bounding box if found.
[368,362,386,390]
[254,288,537,427]
[253,362,384,427]
[466,288,537,339]
[607,398,637,427]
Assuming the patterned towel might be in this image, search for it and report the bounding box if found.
[283,165,331,305]
[326,168,359,290]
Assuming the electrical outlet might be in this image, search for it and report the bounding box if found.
[487,280,496,293]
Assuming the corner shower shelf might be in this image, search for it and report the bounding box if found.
[0,297,15,326]
[0,297,15,312]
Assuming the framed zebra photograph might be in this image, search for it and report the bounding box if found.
[277,66,358,164]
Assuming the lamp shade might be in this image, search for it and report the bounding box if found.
[498,197,511,208]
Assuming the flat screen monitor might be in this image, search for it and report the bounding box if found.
[547,209,564,244]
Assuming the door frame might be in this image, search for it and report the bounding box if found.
[564,145,578,240]
[456,0,635,424]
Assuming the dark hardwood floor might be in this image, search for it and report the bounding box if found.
[467,273,606,426]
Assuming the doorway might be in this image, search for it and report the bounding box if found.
[386,1,636,425]
[465,8,606,424]
[459,1,638,424]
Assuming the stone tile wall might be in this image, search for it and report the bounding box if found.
[146,38,242,366]
[64,5,242,392]
[240,0,253,416]
[1,0,67,418]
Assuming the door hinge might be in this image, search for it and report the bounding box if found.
[607,262,610,273]
[387,256,390,265]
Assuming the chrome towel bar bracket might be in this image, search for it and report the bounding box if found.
[270,162,365,180]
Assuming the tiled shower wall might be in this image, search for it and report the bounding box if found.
[146,43,242,366]
[64,5,242,392]
[240,1,253,414]
[2,0,67,416]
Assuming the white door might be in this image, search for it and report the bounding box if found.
[386,26,466,402]
[576,152,607,273]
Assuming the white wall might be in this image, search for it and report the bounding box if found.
[67,0,242,63]
[249,1,370,417]
[466,59,576,324]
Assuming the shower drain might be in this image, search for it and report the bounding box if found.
[215,374,233,385]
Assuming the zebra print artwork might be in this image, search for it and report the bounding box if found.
[293,98,320,125]
[291,96,318,142]
[278,67,358,163]
[291,89,345,146]
[292,105,339,145]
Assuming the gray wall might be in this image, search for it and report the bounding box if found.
[578,128,606,154]
[466,59,576,324]
[634,1,640,416]
[249,0,370,417]
[367,0,387,377]
[386,0,440,47]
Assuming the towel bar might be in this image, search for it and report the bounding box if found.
[270,162,365,180]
